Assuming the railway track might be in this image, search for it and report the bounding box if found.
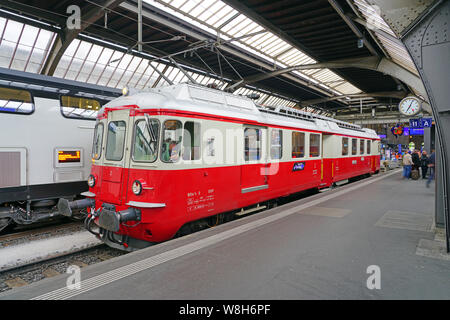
[0,221,85,248]
[0,243,126,293]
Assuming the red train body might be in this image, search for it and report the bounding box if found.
[59,84,380,250]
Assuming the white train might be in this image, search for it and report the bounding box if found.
[0,68,120,230]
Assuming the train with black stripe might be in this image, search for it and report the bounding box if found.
[0,67,120,231]
[58,83,380,251]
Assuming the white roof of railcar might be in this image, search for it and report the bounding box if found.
[102,83,379,139]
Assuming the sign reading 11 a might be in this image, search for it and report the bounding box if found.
[409,118,432,128]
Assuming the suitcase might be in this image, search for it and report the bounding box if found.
[411,169,420,180]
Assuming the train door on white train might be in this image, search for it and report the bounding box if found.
[241,125,268,194]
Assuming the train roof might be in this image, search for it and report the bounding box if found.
[102,83,379,139]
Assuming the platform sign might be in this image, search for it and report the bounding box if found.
[421,118,433,128]
[409,118,433,128]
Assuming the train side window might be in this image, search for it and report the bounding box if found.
[367,140,371,154]
[132,119,159,162]
[244,128,262,161]
[342,137,349,156]
[92,123,104,160]
[0,87,34,114]
[161,120,182,163]
[183,121,201,161]
[360,139,365,155]
[270,129,283,160]
[309,133,320,157]
[292,131,305,158]
[105,121,126,161]
[61,95,101,120]
[352,138,357,155]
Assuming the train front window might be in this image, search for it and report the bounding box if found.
[161,120,182,163]
[92,122,104,160]
[133,118,160,162]
[105,121,126,161]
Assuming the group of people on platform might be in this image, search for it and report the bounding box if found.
[402,148,435,187]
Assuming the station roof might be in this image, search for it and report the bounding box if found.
[0,0,418,116]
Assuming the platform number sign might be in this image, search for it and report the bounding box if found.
[409,118,433,128]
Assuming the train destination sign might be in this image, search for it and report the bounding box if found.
[58,150,81,163]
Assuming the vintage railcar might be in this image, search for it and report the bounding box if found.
[58,83,380,250]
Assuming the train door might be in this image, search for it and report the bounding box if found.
[321,134,334,187]
[100,109,133,205]
[241,125,268,194]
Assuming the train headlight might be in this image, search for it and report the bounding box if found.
[87,174,96,187]
[132,180,142,195]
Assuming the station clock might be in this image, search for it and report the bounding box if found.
[398,96,422,116]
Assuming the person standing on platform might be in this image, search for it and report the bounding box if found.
[426,149,436,188]
[412,149,421,171]
[403,150,413,179]
[420,150,429,179]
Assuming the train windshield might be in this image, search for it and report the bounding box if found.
[105,121,127,161]
[92,122,104,160]
[133,117,160,162]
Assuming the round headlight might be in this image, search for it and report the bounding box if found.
[132,180,142,195]
[87,174,96,187]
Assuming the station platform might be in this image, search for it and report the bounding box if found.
[1,169,449,300]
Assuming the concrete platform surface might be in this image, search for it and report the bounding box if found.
[1,169,449,300]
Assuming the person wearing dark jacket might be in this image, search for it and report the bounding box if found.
[426,149,436,188]
[411,149,421,171]
[420,150,429,179]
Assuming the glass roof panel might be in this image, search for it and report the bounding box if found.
[149,0,362,96]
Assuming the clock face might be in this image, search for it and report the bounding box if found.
[399,97,421,116]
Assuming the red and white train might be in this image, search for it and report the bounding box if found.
[58,83,380,250]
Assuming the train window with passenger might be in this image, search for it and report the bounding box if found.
[292,132,305,158]
[352,139,357,155]
[161,120,182,163]
[244,128,262,161]
[92,123,104,160]
[270,129,282,160]
[132,118,159,162]
[367,140,371,154]
[0,87,34,114]
[360,140,365,155]
[309,133,320,157]
[105,121,126,161]
[61,95,101,120]
[183,121,201,161]
[342,137,349,156]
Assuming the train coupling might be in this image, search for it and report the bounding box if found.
[57,198,95,217]
[98,203,141,232]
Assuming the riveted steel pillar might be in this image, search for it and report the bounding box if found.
[402,1,449,251]
[369,0,450,251]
